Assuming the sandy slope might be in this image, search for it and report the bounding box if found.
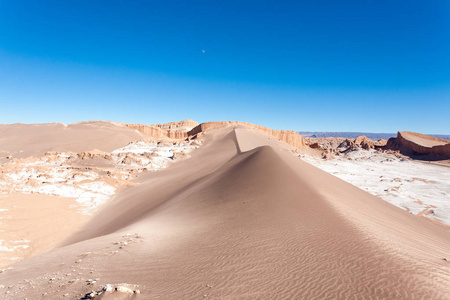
[1,125,449,299]
[301,149,450,226]
[0,129,200,266]
[0,193,88,268]
[0,121,147,160]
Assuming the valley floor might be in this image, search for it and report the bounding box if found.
[301,148,450,227]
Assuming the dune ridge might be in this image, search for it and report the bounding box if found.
[1,125,449,299]
[0,120,304,161]
[188,121,305,149]
[124,120,305,149]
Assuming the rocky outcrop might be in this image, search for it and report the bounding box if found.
[304,136,390,160]
[95,120,305,149]
[396,131,450,157]
[188,121,305,149]
[124,120,198,139]
[353,136,387,149]
[308,136,386,152]
[152,119,198,131]
[385,137,400,150]
[122,123,189,139]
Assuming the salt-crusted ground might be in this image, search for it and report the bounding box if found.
[0,140,201,213]
[2,126,450,299]
[0,139,201,265]
[301,148,450,226]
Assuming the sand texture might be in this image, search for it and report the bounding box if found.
[0,124,449,299]
[0,193,89,268]
[0,121,147,160]
[302,148,450,226]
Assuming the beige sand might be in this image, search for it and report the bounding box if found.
[301,148,450,226]
[0,193,89,268]
[401,131,449,147]
[0,124,449,299]
[0,121,147,160]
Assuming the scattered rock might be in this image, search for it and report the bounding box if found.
[102,284,114,292]
[86,279,96,285]
[116,286,134,293]
[309,143,321,149]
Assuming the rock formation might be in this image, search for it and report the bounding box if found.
[122,123,188,139]
[385,131,450,159]
[188,121,305,149]
[123,120,198,140]
[306,136,387,154]
[152,119,198,131]
[353,136,387,149]
[125,121,305,150]
[397,131,450,155]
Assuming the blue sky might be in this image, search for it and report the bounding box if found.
[0,1,449,133]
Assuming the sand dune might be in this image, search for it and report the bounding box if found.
[0,126,200,266]
[302,148,450,226]
[0,193,88,267]
[1,124,449,299]
[0,121,148,160]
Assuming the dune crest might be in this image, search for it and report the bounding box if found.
[123,120,305,149]
[188,121,305,149]
[1,125,449,299]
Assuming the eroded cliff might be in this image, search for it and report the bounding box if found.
[188,121,305,149]
[395,131,450,157]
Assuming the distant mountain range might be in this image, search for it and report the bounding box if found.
[299,132,450,141]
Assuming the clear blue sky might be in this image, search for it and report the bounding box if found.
[0,1,449,133]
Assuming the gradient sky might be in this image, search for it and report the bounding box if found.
[0,1,449,133]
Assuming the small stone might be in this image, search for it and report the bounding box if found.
[102,284,114,292]
[116,286,134,293]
